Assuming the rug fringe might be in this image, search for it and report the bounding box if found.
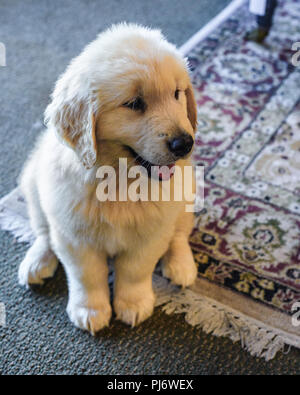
[0,188,35,244]
[0,207,34,244]
[153,275,295,361]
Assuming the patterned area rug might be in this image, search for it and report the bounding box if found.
[159,0,300,360]
[0,0,299,360]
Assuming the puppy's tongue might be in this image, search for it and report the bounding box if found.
[158,163,175,181]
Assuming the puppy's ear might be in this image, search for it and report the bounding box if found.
[44,72,98,169]
[185,84,197,133]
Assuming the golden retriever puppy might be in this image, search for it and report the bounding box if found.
[18,24,198,334]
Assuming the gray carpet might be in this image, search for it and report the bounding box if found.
[0,0,299,375]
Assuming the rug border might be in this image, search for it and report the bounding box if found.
[191,277,300,340]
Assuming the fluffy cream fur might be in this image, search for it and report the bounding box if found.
[18,24,198,334]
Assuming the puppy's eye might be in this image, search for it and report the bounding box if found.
[123,97,146,112]
[174,89,180,100]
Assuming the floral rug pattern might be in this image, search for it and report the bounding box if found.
[189,0,300,315]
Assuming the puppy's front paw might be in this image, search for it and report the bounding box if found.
[18,236,58,287]
[162,244,197,288]
[114,291,155,327]
[67,300,112,335]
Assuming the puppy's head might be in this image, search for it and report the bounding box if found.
[45,24,197,173]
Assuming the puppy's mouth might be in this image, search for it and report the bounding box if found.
[125,146,175,181]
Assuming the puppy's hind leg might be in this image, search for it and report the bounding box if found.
[18,166,58,287]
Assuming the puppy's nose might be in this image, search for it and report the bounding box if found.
[167,133,194,157]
